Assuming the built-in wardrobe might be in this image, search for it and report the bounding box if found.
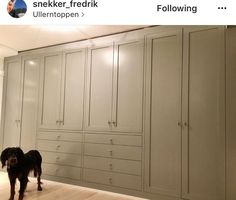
[1,26,236,200]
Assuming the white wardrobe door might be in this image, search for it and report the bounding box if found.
[226,27,236,200]
[113,41,143,132]
[182,27,225,200]
[20,58,40,152]
[40,54,61,129]
[3,60,21,148]
[146,31,182,196]
[86,46,113,131]
[61,50,85,130]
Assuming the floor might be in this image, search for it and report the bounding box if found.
[0,172,147,200]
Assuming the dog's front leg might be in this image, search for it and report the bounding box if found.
[9,176,16,200]
[18,178,28,200]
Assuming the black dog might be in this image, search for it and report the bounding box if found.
[1,147,42,200]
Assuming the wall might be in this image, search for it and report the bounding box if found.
[0,57,4,122]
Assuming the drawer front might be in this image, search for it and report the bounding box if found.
[84,143,141,160]
[43,163,81,180]
[41,151,82,167]
[84,156,141,175]
[84,169,141,190]
[38,132,82,142]
[37,140,82,154]
[85,134,142,146]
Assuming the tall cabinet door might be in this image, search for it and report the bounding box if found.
[85,45,114,131]
[20,57,40,152]
[112,41,144,133]
[60,50,85,130]
[226,27,236,200]
[182,27,225,200]
[38,53,62,129]
[2,58,22,148]
[144,30,182,197]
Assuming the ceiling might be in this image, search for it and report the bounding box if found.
[0,25,147,57]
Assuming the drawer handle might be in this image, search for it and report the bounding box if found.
[57,135,61,140]
[56,145,61,150]
[112,121,117,127]
[109,139,113,144]
[108,121,112,126]
[55,168,59,174]
[108,150,113,156]
[109,177,112,184]
[56,156,60,161]
[109,163,113,170]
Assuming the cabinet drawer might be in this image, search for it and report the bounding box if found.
[84,143,141,160]
[37,140,82,154]
[84,156,141,175]
[42,163,81,180]
[41,151,82,167]
[37,132,82,142]
[85,134,142,146]
[84,169,141,190]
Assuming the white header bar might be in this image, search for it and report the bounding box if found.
[0,0,235,24]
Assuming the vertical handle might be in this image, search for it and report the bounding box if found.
[184,122,188,127]
[108,150,113,156]
[108,121,112,127]
[15,120,18,127]
[15,120,21,127]
[178,121,183,127]
[109,163,113,170]
[109,138,113,144]
[112,121,117,127]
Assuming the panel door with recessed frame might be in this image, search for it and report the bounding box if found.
[38,53,62,130]
[112,40,144,133]
[85,45,114,131]
[182,26,225,200]
[2,57,22,148]
[20,56,40,152]
[59,49,86,131]
[144,29,182,197]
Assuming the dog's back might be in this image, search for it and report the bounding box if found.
[25,150,42,165]
[25,150,42,178]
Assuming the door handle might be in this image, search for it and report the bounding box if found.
[178,122,183,127]
[184,122,188,127]
[15,120,21,127]
[108,121,112,126]
[112,121,117,127]
[109,163,113,170]
[15,120,18,127]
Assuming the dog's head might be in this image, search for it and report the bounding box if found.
[1,147,24,169]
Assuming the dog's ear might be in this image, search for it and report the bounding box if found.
[1,148,10,168]
[16,147,24,156]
